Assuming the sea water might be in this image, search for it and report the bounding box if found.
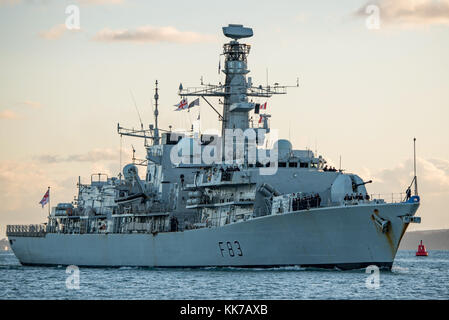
[1,250,448,299]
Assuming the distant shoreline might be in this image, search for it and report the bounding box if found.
[399,229,449,251]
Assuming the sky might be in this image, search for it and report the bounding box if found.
[0,0,449,236]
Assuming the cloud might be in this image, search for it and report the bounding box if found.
[355,0,449,27]
[0,149,128,210]
[1,0,55,6]
[38,24,67,40]
[0,146,140,236]
[36,148,124,163]
[93,25,216,44]
[295,13,307,23]
[0,110,19,119]
[357,157,449,230]
[20,100,41,108]
[0,161,53,212]
[361,158,449,197]
[428,158,449,173]
[0,0,20,5]
[0,158,87,236]
[1,0,123,5]
[77,0,124,4]
[38,23,83,40]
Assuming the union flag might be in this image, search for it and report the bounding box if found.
[39,189,49,208]
[174,98,188,111]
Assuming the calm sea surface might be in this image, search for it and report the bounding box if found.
[1,250,448,300]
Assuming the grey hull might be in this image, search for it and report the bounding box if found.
[9,202,418,270]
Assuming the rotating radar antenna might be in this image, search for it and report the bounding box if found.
[222,24,253,41]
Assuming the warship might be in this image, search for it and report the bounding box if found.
[7,25,421,270]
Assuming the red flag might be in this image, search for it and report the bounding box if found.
[259,115,263,124]
[260,102,267,110]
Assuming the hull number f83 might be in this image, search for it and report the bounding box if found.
[218,241,243,257]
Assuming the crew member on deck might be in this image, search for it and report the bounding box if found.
[406,187,411,200]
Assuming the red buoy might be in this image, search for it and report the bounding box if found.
[416,240,428,256]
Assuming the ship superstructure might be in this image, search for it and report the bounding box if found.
[7,25,421,270]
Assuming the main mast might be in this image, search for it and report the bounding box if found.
[117,80,163,149]
[179,24,295,161]
[221,25,253,135]
[153,80,160,145]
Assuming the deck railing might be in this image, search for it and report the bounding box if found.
[6,224,47,237]
[369,193,406,203]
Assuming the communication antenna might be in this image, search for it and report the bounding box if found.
[119,134,122,181]
[149,90,154,114]
[266,68,268,87]
[413,137,418,196]
[153,80,160,145]
[130,89,144,130]
[131,144,136,163]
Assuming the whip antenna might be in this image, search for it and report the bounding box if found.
[414,137,418,196]
[130,89,144,130]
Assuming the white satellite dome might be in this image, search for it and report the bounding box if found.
[273,139,292,161]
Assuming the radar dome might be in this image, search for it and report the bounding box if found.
[273,139,292,161]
